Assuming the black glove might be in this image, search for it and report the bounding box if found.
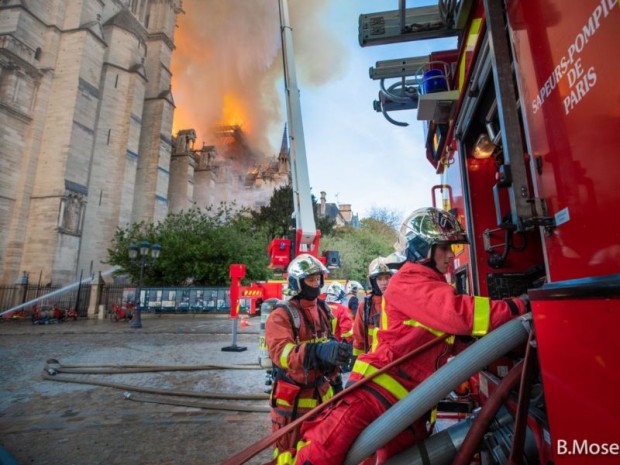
[305,341,352,371]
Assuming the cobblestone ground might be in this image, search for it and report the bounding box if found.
[0,314,272,465]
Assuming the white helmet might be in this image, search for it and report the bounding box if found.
[345,280,363,294]
[286,254,329,297]
[325,282,345,303]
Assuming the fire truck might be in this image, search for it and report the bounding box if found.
[361,0,619,464]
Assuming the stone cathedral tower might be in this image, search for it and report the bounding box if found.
[0,0,182,285]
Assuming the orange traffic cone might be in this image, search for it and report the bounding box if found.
[239,316,250,328]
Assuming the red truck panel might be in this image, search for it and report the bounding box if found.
[532,297,620,464]
[508,0,620,282]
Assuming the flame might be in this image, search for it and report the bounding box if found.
[170,0,349,155]
[221,93,250,133]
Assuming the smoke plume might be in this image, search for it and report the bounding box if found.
[171,0,349,157]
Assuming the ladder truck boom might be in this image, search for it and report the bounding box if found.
[279,0,316,250]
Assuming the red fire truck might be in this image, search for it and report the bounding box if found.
[364,0,619,463]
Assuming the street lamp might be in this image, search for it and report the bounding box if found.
[128,240,161,328]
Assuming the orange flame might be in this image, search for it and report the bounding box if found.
[221,93,251,133]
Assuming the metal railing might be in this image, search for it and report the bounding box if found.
[0,283,91,318]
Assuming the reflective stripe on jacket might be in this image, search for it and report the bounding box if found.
[352,294,382,355]
[265,298,338,405]
[327,302,353,342]
[348,261,526,400]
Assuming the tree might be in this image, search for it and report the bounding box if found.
[366,206,403,230]
[321,218,397,286]
[106,204,272,286]
[251,183,335,240]
[250,184,294,238]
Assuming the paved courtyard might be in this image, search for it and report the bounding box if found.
[0,314,272,465]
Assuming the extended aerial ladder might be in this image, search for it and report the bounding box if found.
[225,0,338,351]
[268,0,340,271]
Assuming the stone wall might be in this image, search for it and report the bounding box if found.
[0,0,181,285]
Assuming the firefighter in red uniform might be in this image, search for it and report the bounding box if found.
[325,282,353,343]
[265,254,352,465]
[352,256,396,357]
[293,208,530,465]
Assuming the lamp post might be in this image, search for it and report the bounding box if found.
[128,240,161,329]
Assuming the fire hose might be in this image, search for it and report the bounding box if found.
[219,333,451,465]
[44,358,261,374]
[381,362,524,465]
[343,315,531,465]
[42,359,270,411]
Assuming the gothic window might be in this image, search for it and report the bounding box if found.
[58,192,85,235]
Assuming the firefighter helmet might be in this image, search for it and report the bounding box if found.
[398,207,468,262]
[325,282,345,303]
[286,254,329,297]
[383,251,407,269]
[368,257,396,280]
[345,280,363,294]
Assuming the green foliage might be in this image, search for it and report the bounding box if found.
[321,218,397,287]
[106,185,340,287]
[250,184,294,238]
[106,204,271,286]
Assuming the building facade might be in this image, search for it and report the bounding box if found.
[0,0,181,285]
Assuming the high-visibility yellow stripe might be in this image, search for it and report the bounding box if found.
[352,360,409,400]
[472,296,490,336]
[275,397,318,409]
[342,329,353,339]
[369,327,379,352]
[295,440,311,461]
[280,343,295,368]
[353,347,364,356]
[403,318,444,337]
[458,18,482,90]
[381,296,388,329]
[331,318,337,334]
[276,449,295,465]
[321,386,334,402]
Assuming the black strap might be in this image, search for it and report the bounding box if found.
[363,295,373,353]
[506,298,520,315]
[359,384,393,410]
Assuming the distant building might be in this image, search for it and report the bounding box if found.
[319,192,359,228]
[169,124,290,212]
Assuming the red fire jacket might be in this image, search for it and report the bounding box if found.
[265,297,340,461]
[348,261,527,401]
[326,302,353,342]
[266,297,338,389]
[352,293,382,355]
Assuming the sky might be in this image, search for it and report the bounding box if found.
[171,0,457,221]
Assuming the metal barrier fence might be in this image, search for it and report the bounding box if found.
[1,284,245,319]
[102,286,240,313]
[0,283,91,317]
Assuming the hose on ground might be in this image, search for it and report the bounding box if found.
[42,373,269,401]
[343,315,531,465]
[45,358,261,374]
[123,392,271,413]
